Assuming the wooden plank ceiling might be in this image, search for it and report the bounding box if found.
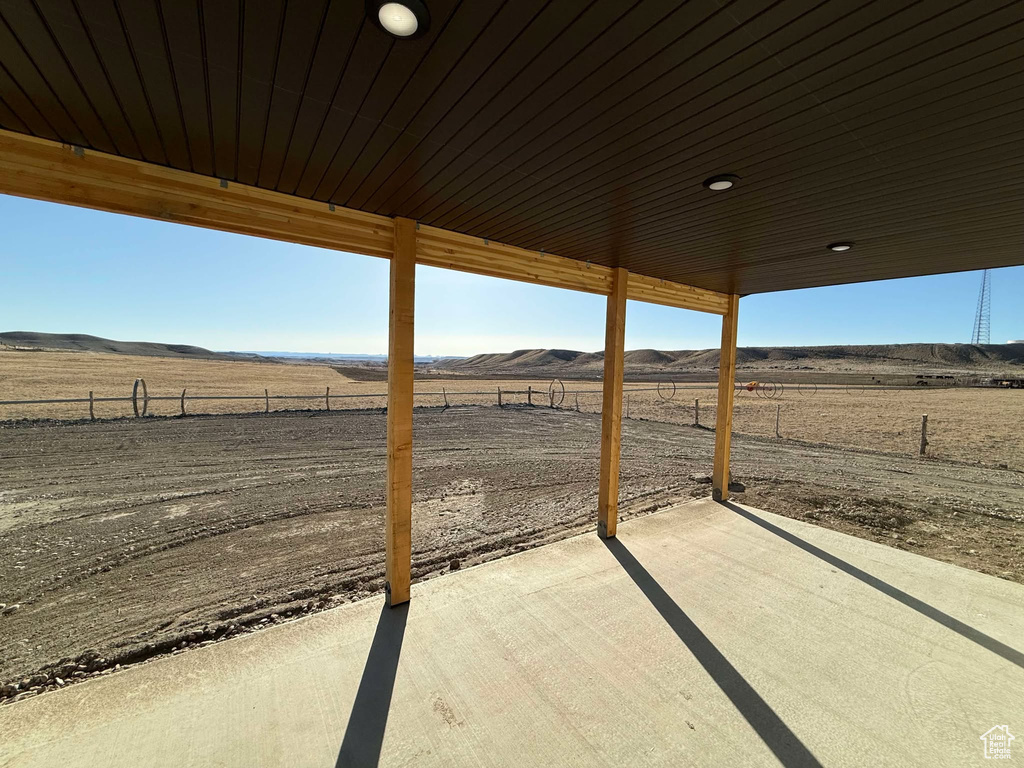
[0,0,1022,295]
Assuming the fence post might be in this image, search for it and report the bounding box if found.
[575,392,580,412]
[775,403,781,438]
[498,387,502,407]
[549,388,554,408]
[180,388,187,417]
[920,414,928,456]
[265,388,270,414]
[89,390,94,421]
[326,386,330,411]
[625,394,630,419]
[694,398,699,426]
[443,387,449,408]
[528,386,532,406]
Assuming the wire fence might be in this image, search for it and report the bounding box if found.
[1,378,1018,470]
[0,377,679,419]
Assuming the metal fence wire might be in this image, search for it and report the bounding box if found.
[0,378,951,464]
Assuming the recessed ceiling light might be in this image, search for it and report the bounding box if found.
[702,173,740,191]
[370,1,430,38]
[827,242,854,252]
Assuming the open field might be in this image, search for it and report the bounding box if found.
[2,349,1023,469]
[1,406,1022,702]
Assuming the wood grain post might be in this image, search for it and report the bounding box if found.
[386,217,416,607]
[920,414,928,456]
[498,387,502,407]
[775,403,781,438]
[89,390,94,421]
[527,385,532,406]
[326,386,331,411]
[180,388,187,416]
[694,398,700,426]
[712,294,740,502]
[265,388,269,414]
[598,267,628,539]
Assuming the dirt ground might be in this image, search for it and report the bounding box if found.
[1,406,1021,701]
[3,349,1023,469]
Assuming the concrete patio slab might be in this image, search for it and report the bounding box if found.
[1,498,1021,767]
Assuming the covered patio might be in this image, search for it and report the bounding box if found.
[1,499,1021,766]
[1,2,1023,765]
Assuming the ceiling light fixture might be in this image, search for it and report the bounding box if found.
[827,242,854,252]
[369,0,430,38]
[702,173,740,191]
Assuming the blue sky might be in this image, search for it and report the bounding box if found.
[2,195,1022,355]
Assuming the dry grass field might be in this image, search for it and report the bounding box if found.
[2,349,1022,469]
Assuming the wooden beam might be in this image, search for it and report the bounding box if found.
[0,130,728,315]
[712,294,740,502]
[386,218,416,607]
[0,129,394,258]
[626,272,730,314]
[418,225,728,313]
[417,225,613,296]
[598,267,628,538]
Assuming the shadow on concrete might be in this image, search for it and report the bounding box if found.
[722,501,1024,669]
[336,603,409,768]
[603,538,824,768]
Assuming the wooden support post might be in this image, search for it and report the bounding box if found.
[180,388,187,416]
[326,386,331,411]
[694,398,700,426]
[598,267,628,539]
[386,217,416,607]
[775,403,781,438]
[442,387,449,408]
[713,295,740,502]
[575,392,580,412]
[527,385,532,406]
[497,387,502,407]
[89,390,94,421]
[920,414,928,456]
[265,388,269,414]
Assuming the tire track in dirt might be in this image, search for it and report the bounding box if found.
[1,406,1021,700]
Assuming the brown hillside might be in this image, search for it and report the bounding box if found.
[434,343,1024,379]
[0,331,255,362]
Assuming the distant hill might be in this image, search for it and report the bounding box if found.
[0,332,257,361]
[434,343,1024,380]
[5,333,1023,383]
